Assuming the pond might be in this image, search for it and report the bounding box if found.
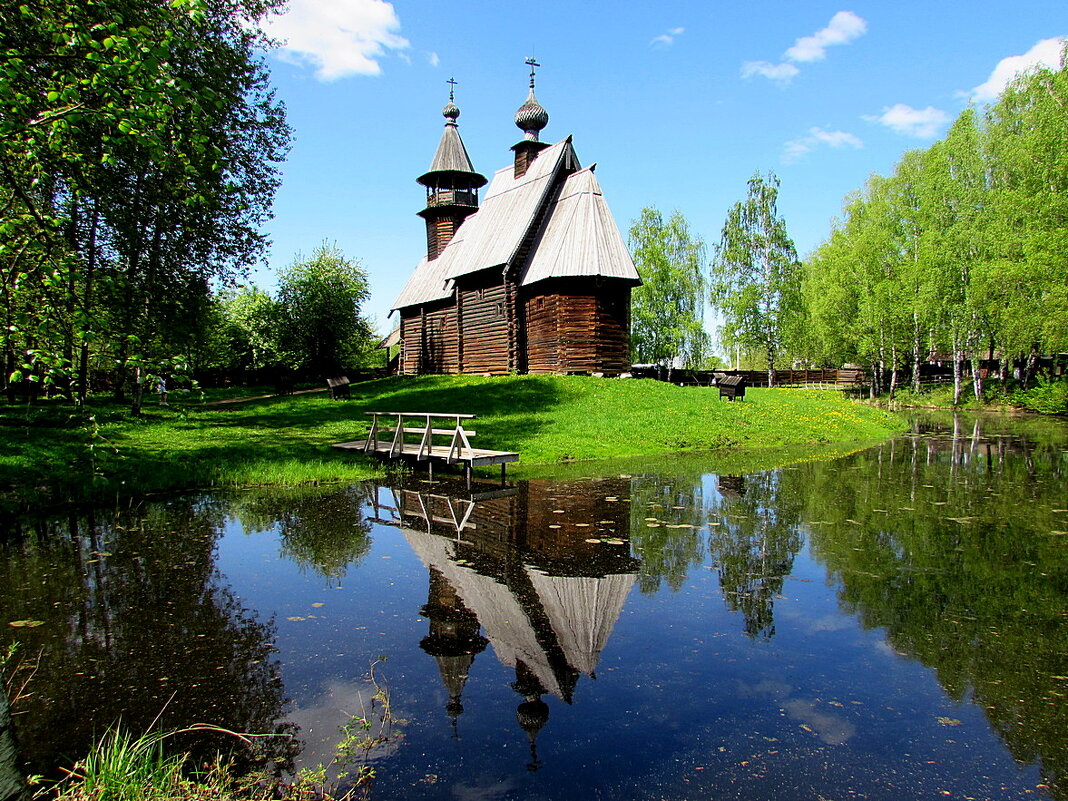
[2,411,1067,800]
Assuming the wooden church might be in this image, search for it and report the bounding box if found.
[391,64,640,376]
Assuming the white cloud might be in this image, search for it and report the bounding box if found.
[426,51,440,68]
[864,103,949,138]
[969,36,1066,102]
[651,26,685,48]
[743,11,867,85]
[783,126,863,163]
[260,0,409,81]
[741,60,800,84]
[785,11,867,63]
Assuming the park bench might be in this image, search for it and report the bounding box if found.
[717,374,747,401]
[332,411,519,481]
[326,376,350,399]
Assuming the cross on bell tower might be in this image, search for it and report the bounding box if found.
[417,78,487,260]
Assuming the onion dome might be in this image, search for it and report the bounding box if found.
[515,89,549,141]
[442,98,460,124]
[515,56,549,141]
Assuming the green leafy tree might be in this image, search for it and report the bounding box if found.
[214,286,281,372]
[628,208,709,371]
[711,172,802,386]
[277,244,374,377]
[0,0,289,404]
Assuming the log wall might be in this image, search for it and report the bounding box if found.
[398,303,459,375]
[458,272,510,374]
[523,279,631,374]
[400,278,633,376]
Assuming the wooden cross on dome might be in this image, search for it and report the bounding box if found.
[446,76,457,102]
[525,56,540,89]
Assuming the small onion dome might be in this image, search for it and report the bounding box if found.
[515,89,549,141]
[442,99,460,124]
[516,697,549,737]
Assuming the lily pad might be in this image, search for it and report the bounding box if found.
[8,619,45,628]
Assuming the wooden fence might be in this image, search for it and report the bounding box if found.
[629,367,867,389]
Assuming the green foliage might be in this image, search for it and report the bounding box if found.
[214,287,281,371]
[1013,376,1068,415]
[711,172,802,384]
[276,244,374,377]
[802,44,1068,398]
[55,727,189,801]
[629,208,709,368]
[0,0,289,402]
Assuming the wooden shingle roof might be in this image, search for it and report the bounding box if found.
[520,167,640,287]
[393,136,638,312]
[417,122,487,188]
[439,139,576,281]
[391,254,453,310]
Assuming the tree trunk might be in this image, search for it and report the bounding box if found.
[971,355,983,402]
[766,346,775,388]
[912,312,922,393]
[1022,343,1039,389]
[889,345,898,400]
[952,330,963,405]
[76,203,100,406]
[130,365,144,416]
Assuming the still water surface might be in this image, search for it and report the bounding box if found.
[2,412,1066,800]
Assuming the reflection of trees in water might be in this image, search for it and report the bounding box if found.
[0,498,296,779]
[709,472,803,640]
[229,485,375,580]
[626,470,804,639]
[794,426,1068,800]
[628,474,707,593]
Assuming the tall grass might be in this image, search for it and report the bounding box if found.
[57,727,187,801]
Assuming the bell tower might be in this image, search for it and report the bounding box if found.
[417,79,487,260]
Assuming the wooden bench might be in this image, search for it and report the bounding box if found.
[717,374,747,401]
[332,412,519,481]
[326,376,350,399]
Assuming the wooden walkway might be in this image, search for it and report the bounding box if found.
[333,412,519,480]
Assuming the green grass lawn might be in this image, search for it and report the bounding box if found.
[0,375,904,512]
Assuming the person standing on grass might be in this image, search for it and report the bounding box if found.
[158,376,168,406]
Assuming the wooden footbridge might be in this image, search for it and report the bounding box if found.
[332,412,519,480]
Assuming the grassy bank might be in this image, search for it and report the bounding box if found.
[1,375,903,511]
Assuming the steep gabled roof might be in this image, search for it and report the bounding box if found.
[391,254,453,310]
[393,135,638,313]
[437,138,577,281]
[520,167,640,287]
[524,566,635,677]
[402,528,570,700]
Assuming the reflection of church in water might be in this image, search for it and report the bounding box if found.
[371,479,638,768]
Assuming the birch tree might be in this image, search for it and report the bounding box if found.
[629,208,708,371]
[711,172,801,386]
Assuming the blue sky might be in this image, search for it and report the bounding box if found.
[252,0,1066,336]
